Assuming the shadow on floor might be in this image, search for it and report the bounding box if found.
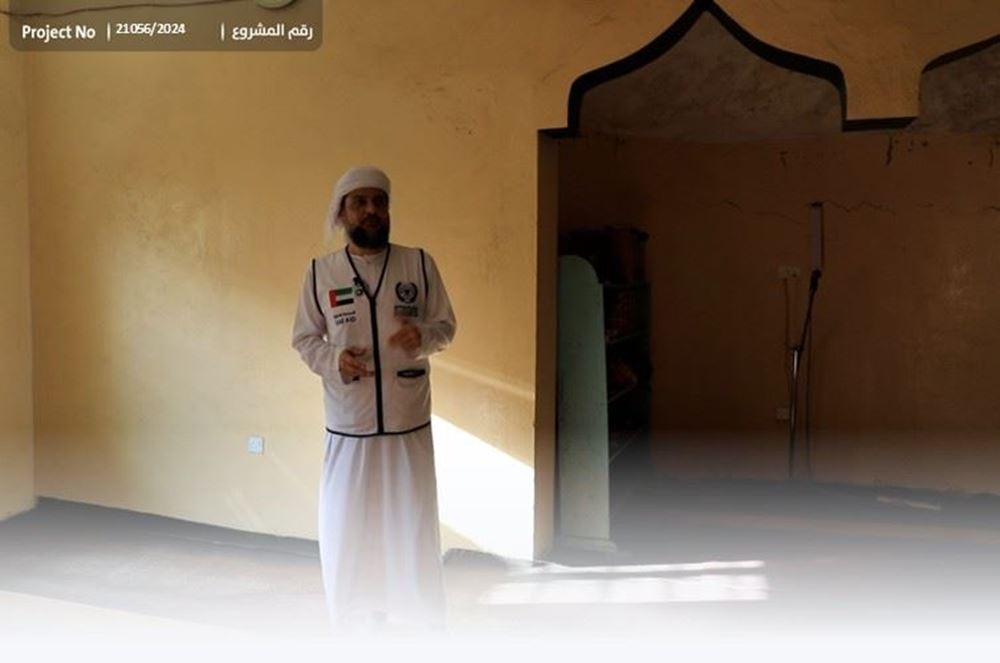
[3,475,1000,651]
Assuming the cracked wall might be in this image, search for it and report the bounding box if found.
[560,129,1000,492]
[561,10,1000,493]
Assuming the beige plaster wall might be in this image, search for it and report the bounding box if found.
[0,39,35,520]
[559,129,1000,494]
[20,1,688,556]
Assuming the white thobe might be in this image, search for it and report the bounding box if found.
[293,248,455,630]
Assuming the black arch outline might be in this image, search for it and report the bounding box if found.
[923,32,1000,73]
[544,0,876,137]
[911,31,1000,131]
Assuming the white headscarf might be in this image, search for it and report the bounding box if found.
[325,166,391,238]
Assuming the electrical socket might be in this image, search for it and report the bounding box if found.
[247,436,265,455]
[778,265,801,279]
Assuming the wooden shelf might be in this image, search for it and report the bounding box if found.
[606,330,647,346]
[607,382,640,404]
[603,281,649,291]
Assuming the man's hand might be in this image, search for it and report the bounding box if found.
[388,317,422,355]
[339,346,374,383]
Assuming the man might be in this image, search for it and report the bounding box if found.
[292,165,456,631]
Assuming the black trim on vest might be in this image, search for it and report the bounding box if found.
[345,244,392,301]
[310,259,323,319]
[344,245,393,435]
[325,421,431,438]
[419,248,429,300]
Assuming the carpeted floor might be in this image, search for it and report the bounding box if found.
[3,470,1000,657]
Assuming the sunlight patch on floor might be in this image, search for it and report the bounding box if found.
[481,560,769,605]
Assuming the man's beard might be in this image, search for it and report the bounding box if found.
[348,217,390,249]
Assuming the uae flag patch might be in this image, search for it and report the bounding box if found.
[329,287,354,307]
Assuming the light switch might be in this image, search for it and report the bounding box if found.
[247,436,265,455]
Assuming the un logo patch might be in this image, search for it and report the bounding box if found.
[395,281,418,304]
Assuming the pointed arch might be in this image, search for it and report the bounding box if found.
[556,0,847,137]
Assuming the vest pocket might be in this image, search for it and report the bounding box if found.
[385,364,431,430]
[396,368,427,387]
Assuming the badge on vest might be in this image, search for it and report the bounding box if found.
[329,286,355,308]
[329,285,358,325]
[395,281,419,318]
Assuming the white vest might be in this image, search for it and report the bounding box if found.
[310,244,432,436]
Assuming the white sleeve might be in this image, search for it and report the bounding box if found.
[291,261,347,382]
[416,251,456,359]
